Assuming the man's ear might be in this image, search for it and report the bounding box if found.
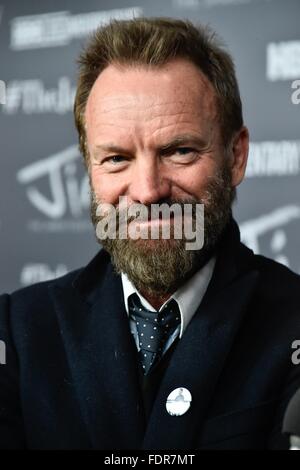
[229,126,249,187]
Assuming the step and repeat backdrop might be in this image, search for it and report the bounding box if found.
[0,0,299,293]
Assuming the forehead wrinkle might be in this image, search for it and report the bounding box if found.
[91,111,204,128]
[88,109,220,149]
[87,100,215,129]
[87,95,199,116]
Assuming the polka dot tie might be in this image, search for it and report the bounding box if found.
[128,293,180,375]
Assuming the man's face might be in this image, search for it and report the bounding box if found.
[84,58,248,296]
[86,58,226,207]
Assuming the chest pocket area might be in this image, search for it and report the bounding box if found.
[197,400,277,449]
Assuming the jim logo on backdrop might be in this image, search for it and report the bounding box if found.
[17,146,89,286]
[17,145,90,232]
[240,205,300,271]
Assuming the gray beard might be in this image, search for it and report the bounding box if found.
[90,164,235,297]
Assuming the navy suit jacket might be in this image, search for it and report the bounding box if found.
[1,220,300,449]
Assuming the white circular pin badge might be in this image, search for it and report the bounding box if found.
[166,387,192,416]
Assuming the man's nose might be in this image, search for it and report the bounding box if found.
[128,159,171,205]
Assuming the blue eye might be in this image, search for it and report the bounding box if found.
[175,147,193,155]
[109,155,126,163]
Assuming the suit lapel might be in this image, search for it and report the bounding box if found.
[142,270,259,449]
[49,251,145,449]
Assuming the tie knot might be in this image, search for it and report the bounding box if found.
[129,294,180,326]
[129,294,159,323]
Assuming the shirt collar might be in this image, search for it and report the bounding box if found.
[121,256,216,338]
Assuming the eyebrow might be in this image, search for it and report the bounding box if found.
[93,134,207,156]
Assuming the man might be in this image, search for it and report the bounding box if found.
[0,17,300,450]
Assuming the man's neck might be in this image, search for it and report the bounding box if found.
[138,290,173,311]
